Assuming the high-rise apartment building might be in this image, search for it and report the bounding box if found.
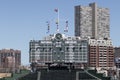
[75,3,110,39]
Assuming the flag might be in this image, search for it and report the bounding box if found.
[56,19,58,24]
[54,8,58,12]
[64,21,68,32]
[66,21,68,23]
[57,26,59,32]
[46,21,50,33]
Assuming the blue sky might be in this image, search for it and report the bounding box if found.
[0,0,120,65]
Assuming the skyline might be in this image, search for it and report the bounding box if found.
[0,0,120,65]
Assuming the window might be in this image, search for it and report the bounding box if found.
[73,47,75,52]
[79,47,82,50]
[36,47,40,51]
[49,48,52,51]
[58,47,62,51]
[66,47,69,51]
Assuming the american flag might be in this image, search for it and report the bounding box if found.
[46,21,50,33]
[54,8,58,12]
[64,21,68,32]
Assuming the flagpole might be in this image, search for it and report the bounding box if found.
[58,9,59,24]
[54,8,59,33]
[57,9,59,32]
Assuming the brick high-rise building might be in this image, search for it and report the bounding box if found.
[0,49,21,72]
[89,39,114,70]
[75,2,110,39]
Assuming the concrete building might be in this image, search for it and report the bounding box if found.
[75,2,110,39]
[114,47,120,68]
[114,58,120,80]
[29,33,88,68]
[114,47,120,80]
[115,58,120,68]
[0,49,21,72]
[89,38,114,70]
[114,47,120,58]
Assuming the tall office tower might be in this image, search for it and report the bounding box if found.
[75,3,110,39]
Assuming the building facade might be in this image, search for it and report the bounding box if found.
[114,47,120,68]
[29,33,88,67]
[0,49,21,72]
[75,3,110,39]
[113,47,120,80]
[114,47,120,58]
[89,38,114,69]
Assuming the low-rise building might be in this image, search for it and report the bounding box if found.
[114,47,120,79]
[29,33,88,68]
